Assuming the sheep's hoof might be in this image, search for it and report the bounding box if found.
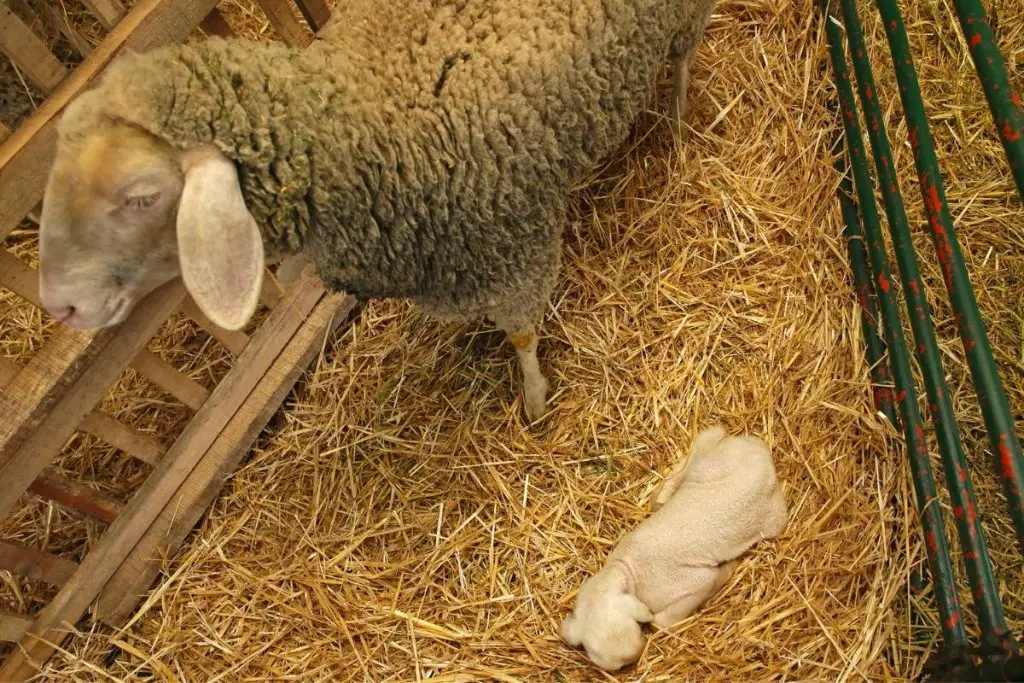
[523,376,550,423]
[672,96,688,126]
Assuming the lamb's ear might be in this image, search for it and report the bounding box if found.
[176,148,264,331]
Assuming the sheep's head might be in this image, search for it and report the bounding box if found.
[39,88,264,331]
[560,570,652,672]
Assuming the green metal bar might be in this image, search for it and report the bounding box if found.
[833,141,898,425]
[821,5,967,647]
[838,0,1012,649]
[950,0,1024,200]
[879,0,1024,558]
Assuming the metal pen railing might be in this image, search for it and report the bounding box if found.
[819,0,1024,674]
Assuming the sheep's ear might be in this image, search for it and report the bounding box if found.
[176,148,264,331]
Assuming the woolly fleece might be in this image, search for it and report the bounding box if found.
[58,0,714,328]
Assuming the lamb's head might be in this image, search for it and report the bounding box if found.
[559,570,652,672]
[39,86,265,332]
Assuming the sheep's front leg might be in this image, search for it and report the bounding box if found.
[506,329,550,422]
[650,561,737,629]
[669,44,692,125]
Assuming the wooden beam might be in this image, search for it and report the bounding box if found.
[98,292,356,624]
[254,0,311,47]
[0,279,185,520]
[78,0,125,30]
[0,246,41,308]
[199,7,235,37]
[180,297,250,355]
[0,269,326,679]
[0,2,69,93]
[130,349,209,411]
[28,471,124,524]
[0,613,32,643]
[0,122,10,144]
[0,0,222,239]
[78,411,164,465]
[0,540,78,587]
[292,0,329,32]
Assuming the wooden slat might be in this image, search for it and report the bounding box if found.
[0,279,186,520]
[79,411,165,465]
[0,0,222,240]
[130,349,209,410]
[254,0,311,47]
[28,471,124,523]
[0,3,69,93]
[0,122,10,144]
[292,0,329,32]
[0,540,78,586]
[199,7,235,37]
[42,4,95,57]
[98,292,356,624]
[261,255,314,309]
[0,360,163,464]
[78,0,125,29]
[0,327,115,470]
[0,356,18,387]
[180,297,250,354]
[0,247,111,463]
[6,0,89,61]
[0,613,32,643]
[0,269,326,679]
[0,247,41,307]
[26,201,42,225]
[259,272,285,309]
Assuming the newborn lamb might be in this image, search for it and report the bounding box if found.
[560,426,788,671]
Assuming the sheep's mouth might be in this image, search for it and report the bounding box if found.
[68,294,132,330]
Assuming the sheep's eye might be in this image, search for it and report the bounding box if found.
[125,193,160,209]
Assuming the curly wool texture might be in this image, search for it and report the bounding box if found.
[59,0,712,327]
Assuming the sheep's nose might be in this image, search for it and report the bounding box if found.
[48,305,76,323]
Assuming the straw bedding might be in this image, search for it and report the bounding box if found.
[1,0,1023,679]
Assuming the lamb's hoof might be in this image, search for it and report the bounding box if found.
[523,377,550,423]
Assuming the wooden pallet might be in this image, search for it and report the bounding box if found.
[0,0,350,678]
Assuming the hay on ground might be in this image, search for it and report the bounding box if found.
[1,0,1023,680]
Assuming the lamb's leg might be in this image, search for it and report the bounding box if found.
[505,328,550,422]
[651,460,688,511]
[650,561,737,629]
[650,427,726,511]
